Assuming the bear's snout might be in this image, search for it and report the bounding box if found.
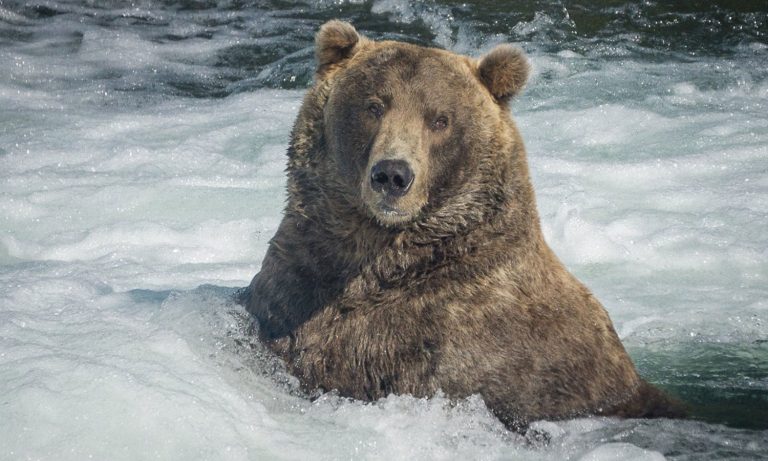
[370,159,414,197]
[363,156,424,225]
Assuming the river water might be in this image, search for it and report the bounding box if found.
[1,1,767,459]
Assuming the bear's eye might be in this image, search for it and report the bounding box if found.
[367,102,385,119]
[431,115,449,131]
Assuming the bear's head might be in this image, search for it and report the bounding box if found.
[291,20,531,233]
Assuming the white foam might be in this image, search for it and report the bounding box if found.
[371,0,458,49]
[372,0,418,24]
[0,6,27,23]
[2,219,262,263]
[578,443,665,461]
[0,282,289,461]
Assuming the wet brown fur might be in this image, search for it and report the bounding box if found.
[243,20,684,430]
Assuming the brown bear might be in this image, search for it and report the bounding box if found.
[242,20,683,430]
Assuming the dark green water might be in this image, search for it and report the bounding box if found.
[630,342,768,430]
[2,1,766,95]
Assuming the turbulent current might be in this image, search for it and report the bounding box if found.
[1,1,767,459]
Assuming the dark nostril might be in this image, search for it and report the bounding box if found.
[370,160,414,197]
[392,174,406,189]
[373,171,389,185]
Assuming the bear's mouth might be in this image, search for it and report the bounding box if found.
[370,200,414,225]
[377,202,410,217]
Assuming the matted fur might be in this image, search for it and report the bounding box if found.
[242,20,683,430]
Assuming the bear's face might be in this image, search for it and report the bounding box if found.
[325,46,483,226]
[315,21,530,227]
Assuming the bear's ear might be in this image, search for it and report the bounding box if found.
[315,20,361,74]
[477,44,530,102]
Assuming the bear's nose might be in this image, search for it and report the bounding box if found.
[370,159,414,197]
